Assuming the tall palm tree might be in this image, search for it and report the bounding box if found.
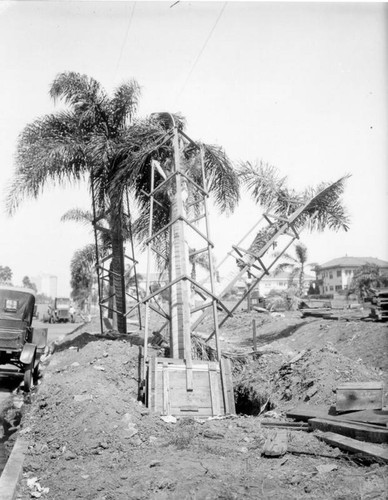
[6,72,141,333]
[274,243,308,296]
[114,115,240,358]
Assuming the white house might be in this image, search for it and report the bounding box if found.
[316,256,388,294]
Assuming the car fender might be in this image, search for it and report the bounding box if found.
[32,328,48,351]
[20,343,37,365]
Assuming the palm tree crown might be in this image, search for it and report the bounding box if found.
[274,243,309,296]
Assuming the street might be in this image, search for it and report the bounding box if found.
[0,320,81,404]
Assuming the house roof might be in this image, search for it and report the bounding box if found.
[319,256,388,270]
[263,271,315,281]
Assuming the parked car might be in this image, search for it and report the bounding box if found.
[0,285,48,391]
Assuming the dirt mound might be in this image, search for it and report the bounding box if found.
[233,344,383,416]
[12,313,388,499]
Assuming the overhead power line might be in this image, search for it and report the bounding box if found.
[178,2,227,99]
[114,2,137,82]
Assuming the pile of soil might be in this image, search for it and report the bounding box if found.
[10,312,388,499]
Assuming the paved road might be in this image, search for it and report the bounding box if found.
[0,321,82,405]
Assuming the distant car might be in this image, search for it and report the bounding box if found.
[0,285,48,391]
[43,297,74,323]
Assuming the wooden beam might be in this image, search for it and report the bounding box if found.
[309,417,388,444]
[317,432,388,463]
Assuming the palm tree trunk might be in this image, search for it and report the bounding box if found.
[168,129,191,360]
[169,199,191,358]
[109,195,127,334]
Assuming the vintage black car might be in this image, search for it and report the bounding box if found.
[0,285,47,391]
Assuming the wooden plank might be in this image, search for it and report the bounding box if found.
[336,382,384,412]
[221,357,236,415]
[338,408,388,426]
[262,430,288,457]
[208,364,221,416]
[155,370,213,390]
[309,418,388,444]
[148,356,157,411]
[317,432,388,462]
[286,405,338,422]
[287,404,388,426]
[158,387,212,406]
[162,363,170,415]
[337,382,384,390]
[261,421,310,429]
[252,319,257,351]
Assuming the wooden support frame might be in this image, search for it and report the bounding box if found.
[139,123,234,417]
[91,178,142,334]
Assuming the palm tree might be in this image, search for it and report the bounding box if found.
[114,114,240,358]
[274,243,308,296]
[239,161,350,233]
[6,72,141,333]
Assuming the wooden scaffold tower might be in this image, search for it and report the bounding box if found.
[134,116,235,417]
[91,179,142,335]
[192,179,348,340]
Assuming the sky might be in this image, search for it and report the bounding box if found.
[0,1,387,296]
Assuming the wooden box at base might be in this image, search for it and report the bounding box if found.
[336,382,384,412]
[146,356,235,417]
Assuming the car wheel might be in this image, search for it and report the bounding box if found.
[33,362,40,385]
[23,358,34,392]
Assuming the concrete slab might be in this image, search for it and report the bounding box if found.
[0,438,28,500]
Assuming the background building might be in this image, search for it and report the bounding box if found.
[316,256,388,294]
[32,273,58,298]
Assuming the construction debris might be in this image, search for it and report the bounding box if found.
[369,288,388,321]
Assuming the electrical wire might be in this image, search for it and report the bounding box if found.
[177,2,227,99]
[114,2,137,82]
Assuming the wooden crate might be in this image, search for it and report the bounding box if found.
[146,356,235,417]
[336,382,384,412]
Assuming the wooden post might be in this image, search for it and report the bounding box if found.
[252,319,257,351]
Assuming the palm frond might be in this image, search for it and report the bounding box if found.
[6,111,88,215]
[201,143,240,214]
[273,262,293,276]
[60,208,93,224]
[240,160,350,233]
[50,72,108,118]
[297,175,351,232]
[110,79,141,127]
[294,243,308,264]
[239,160,292,211]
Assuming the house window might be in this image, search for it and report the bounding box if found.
[337,270,341,277]
[345,270,352,275]
[335,285,342,291]
[329,273,333,279]
[330,286,334,291]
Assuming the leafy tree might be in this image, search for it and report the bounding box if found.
[0,266,13,284]
[349,264,388,299]
[274,243,308,297]
[70,244,96,311]
[22,276,37,292]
